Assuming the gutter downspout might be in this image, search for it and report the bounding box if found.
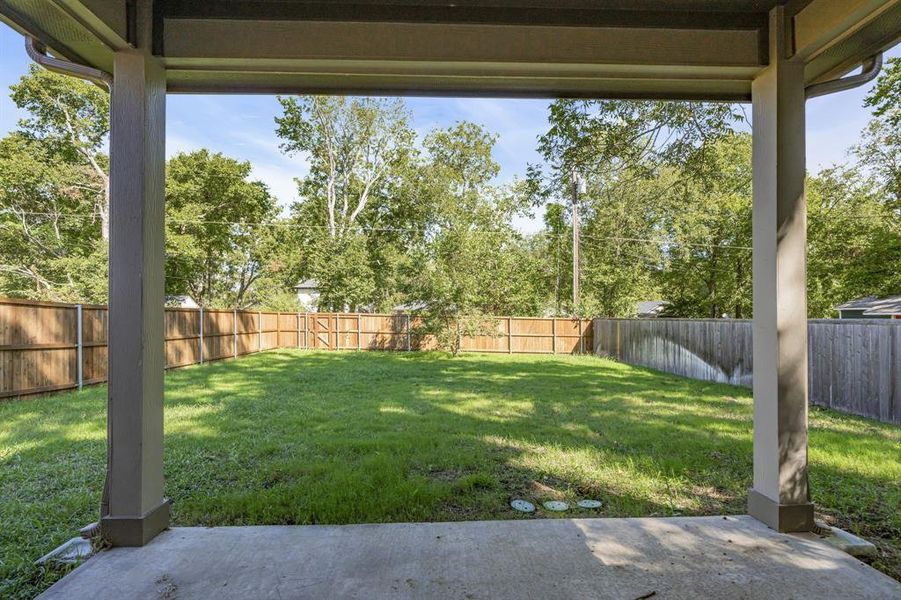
[25,35,112,539]
[805,53,882,99]
[25,36,112,90]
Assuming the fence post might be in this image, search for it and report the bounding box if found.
[296,312,300,348]
[304,313,309,349]
[233,308,238,358]
[508,317,513,354]
[335,313,340,351]
[552,318,557,355]
[276,312,281,348]
[76,304,83,390]
[579,319,584,354]
[357,314,362,351]
[616,320,621,358]
[199,307,204,365]
[406,314,412,351]
[258,311,263,352]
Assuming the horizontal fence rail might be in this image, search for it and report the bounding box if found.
[593,318,900,425]
[0,298,591,399]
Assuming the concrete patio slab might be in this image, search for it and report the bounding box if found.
[40,516,899,599]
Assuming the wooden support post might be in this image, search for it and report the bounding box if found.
[579,320,584,354]
[357,314,362,351]
[406,314,412,351]
[233,309,238,358]
[102,1,169,546]
[335,313,340,351]
[198,307,204,365]
[552,318,557,355]
[258,311,262,352]
[748,6,814,534]
[76,304,83,390]
[508,317,513,354]
[616,320,621,358]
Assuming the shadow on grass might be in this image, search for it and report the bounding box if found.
[1,349,899,598]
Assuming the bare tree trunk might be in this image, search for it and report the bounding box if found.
[100,178,110,241]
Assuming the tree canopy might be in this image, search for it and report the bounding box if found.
[1,67,897,323]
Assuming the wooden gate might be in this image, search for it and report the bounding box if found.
[311,313,334,350]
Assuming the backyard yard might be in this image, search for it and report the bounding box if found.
[1,350,899,598]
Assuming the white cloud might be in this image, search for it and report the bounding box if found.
[165,131,205,158]
[250,163,301,212]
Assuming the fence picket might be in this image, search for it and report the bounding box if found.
[592,317,899,424]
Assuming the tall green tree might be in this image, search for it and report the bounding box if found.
[533,202,571,316]
[0,67,109,301]
[807,166,901,316]
[165,150,278,308]
[530,99,744,317]
[659,133,753,318]
[0,133,107,301]
[10,65,110,239]
[857,56,901,210]
[409,123,541,353]
[275,96,418,309]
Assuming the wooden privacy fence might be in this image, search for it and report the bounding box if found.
[0,298,591,399]
[305,313,591,355]
[594,318,901,425]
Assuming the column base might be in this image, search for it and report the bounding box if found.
[101,499,171,546]
[748,489,815,533]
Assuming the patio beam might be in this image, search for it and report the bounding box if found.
[792,0,898,61]
[160,19,762,99]
[748,6,814,534]
[792,0,901,85]
[101,0,169,547]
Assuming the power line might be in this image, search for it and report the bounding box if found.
[4,211,756,251]
[5,210,893,253]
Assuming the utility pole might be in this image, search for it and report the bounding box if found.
[571,169,585,312]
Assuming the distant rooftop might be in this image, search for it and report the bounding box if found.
[835,295,901,316]
[637,300,669,317]
[294,279,319,290]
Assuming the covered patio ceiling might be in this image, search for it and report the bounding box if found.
[2,0,900,98]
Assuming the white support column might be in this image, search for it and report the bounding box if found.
[748,6,814,533]
[102,1,169,546]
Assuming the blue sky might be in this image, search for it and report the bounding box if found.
[0,24,897,232]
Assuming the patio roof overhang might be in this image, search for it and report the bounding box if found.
[2,0,900,99]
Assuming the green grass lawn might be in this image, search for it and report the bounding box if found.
[2,350,899,598]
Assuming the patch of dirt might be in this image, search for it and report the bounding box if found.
[529,479,567,500]
[424,467,464,482]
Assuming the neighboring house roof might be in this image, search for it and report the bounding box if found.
[393,301,427,313]
[294,279,320,291]
[165,295,199,309]
[835,295,901,316]
[636,300,668,317]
